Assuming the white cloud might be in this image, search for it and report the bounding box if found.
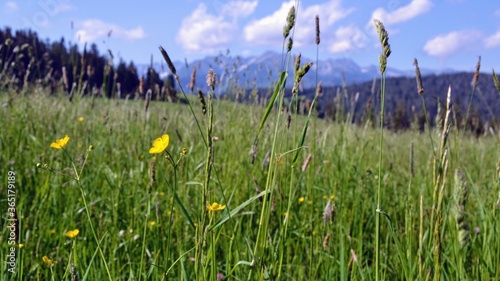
[3,1,18,14]
[217,0,258,18]
[485,30,500,49]
[423,30,482,58]
[75,19,145,43]
[244,0,354,47]
[176,1,257,53]
[369,0,433,26]
[329,26,368,53]
[176,3,235,52]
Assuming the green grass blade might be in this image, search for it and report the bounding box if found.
[165,176,195,230]
[255,71,288,139]
[209,190,269,231]
[380,209,410,280]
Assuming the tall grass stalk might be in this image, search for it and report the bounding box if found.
[414,58,437,160]
[373,19,391,281]
[463,56,481,133]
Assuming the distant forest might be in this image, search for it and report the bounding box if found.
[2,27,500,133]
[308,71,500,133]
[0,27,171,100]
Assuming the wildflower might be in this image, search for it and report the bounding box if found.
[65,229,79,239]
[50,135,70,149]
[42,256,53,266]
[149,221,156,227]
[298,197,305,203]
[78,117,84,122]
[207,202,226,212]
[149,134,169,154]
[18,244,24,249]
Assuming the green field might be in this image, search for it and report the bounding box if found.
[2,6,500,280]
[1,86,500,280]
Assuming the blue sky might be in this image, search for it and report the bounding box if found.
[2,0,500,72]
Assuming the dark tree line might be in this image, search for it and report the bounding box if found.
[306,72,500,134]
[0,27,178,101]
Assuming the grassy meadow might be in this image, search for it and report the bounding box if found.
[2,6,500,280]
[1,85,500,280]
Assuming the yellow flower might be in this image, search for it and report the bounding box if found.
[18,244,24,249]
[149,221,156,227]
[207,202,226,212]
[64,229,79,239]
[49,229,56,234]
[298,197,305,203]
[330,195,335,200]
[50,135,70,149]
[78,117,84,122]
[149,134,169,154]
[42,256,53,266]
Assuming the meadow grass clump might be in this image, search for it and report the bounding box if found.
[2,84,500,280]
[3,2,500,280]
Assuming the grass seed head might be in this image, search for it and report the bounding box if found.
[414,58,424,95]
[286,37,293,52]
[492,69,500,94]
[159,46,177,77]
[283,5,296,38]
[316,81,322,97]
[295,62,313,85]
[315,15,320,45]
[189,67,197,93]
[144,89,152,113]
[302,154,312,172]
[323,199,335,224]
[374,19,391,73]
[198,89,207,115]
[70,262,80,281]
[294,53,302,76]
[472,56,481,88]
[323,234,330,250]
[206,69,216,91]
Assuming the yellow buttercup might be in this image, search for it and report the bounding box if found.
[149,134,169,154]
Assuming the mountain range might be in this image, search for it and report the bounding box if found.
[136,51,457,90]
